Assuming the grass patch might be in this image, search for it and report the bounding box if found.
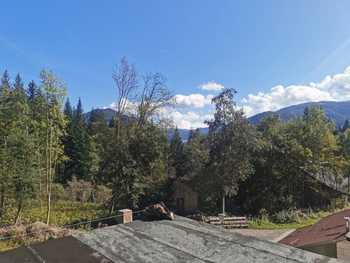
[0,201,106,226]
[249,216,321,229]
[0,201,107,252]
[248,209,345,230]
[0,240,19,251]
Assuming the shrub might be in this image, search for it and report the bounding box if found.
[66,177,93,202]
[94,185,112,204]
[51,184,67,201]
[271,209,301,224]
[335,197,347,210]
[258,208,269,221]
[66,178,112,204]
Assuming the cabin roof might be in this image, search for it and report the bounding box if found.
[280,209,350,248]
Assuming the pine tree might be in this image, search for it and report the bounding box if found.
[61,98,90,182]
[87,109,111,184]
[0,71,12,218]
[64,98,73,120]
[343,119,350,132]
[72,98,90,180]
[60,99,75,183]
[0,70,11,93]
[169,128,185,178]
[0,72,39,223]
[26,79,46,211]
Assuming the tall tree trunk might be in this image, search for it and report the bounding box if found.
[37,150,43,213]
[0,137,7,219]
[46,191,51,225]
[0,186,5,219]
[222,193,226,215]
[14,200,23,224]
[46,123,52,225]
[109,198,115,215]
[39,178,43,212]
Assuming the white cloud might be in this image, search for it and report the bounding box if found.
[105,66,350,128]
[109,99,138,114]
[158,107,212,129]
[199,81,225,91]
[107,97,213,129]
[242,66,350,116]
[174,94,213,108]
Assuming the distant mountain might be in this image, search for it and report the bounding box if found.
[167,127,208,142]
[248,100,350,127]
[85,100,350,141]
[84,108,116,123]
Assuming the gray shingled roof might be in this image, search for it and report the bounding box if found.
[76,216,342,263]
[0,216,344,262]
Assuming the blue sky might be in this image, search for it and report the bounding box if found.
[2,1,350,128]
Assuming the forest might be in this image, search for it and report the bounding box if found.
[1,57,350,230]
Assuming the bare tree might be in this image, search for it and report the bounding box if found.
[112,57,138,119]
[137,73,173,127]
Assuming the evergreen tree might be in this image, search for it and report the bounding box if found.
[14,74,25,93]
[342,119,350,132]
[169,128,185,178]
[0,71,12,218]
[60,99,75,183]
[61,98,90,182]
[87,109,111,184]
[27,81,37,102]
[0,70,11,93]
[71,98,90,180]
[63,98,73,120]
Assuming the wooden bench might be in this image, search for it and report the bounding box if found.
[205,216,248,229]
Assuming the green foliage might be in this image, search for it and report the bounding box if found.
[51,184,67,201]
[249,207,350,229]
[237,106,349,215]
[184,129,208,181]
[2,59,350,235]
[61,98,90,182]
[168,128,185,178]
[0,200,104,227]
[271,209,301,224]
[202,89,257,214]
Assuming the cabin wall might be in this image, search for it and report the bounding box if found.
[337,240,350,260]
[173,181,198,214]
[300,242,337,258]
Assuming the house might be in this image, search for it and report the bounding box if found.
[280,209,350,260]
[0,214,342,262]
[172,178,198,214]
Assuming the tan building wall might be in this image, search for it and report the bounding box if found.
[300,243,336,258]
[173,181,198,214]
[337,240,350,260]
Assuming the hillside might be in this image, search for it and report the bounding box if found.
[248,101,350,127]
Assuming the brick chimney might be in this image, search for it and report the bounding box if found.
[118,209,133,224]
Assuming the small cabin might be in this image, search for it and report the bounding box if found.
[172,179,198,215]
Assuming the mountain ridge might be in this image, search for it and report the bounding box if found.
[86,100,350,141]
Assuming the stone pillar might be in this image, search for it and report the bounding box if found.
[118,209,133,224]
[345,217,350,234]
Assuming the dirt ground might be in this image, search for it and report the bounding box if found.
[229,229,295,242]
